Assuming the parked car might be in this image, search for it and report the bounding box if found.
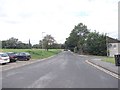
[6,52,17,62]
[0,52,10,64]
[16,52,31,61]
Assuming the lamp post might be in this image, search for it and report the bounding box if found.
[106,34,108,57]
[118,2,120,54]
[42,32,45,49]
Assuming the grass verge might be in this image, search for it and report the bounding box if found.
[102,57,115,64]
[0,49,62,60]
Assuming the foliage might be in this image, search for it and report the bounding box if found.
[32,44,41,49]
[102,57,115,64]
[1,49,62,59]
[2,36,63,49]
[65,23,107,56]
[65,23,90,53]
[42,35,56,51]
[85,31,107,56]
[2,37,31,49]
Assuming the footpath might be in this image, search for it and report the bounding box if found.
[87,59,119,75]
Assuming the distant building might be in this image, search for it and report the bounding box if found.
[107,37,120,57]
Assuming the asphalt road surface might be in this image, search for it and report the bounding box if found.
[2,51,118,88]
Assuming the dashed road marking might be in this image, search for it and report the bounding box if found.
[85,60,120,79]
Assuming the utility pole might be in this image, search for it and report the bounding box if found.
[106,33,109,57]
[106,35,108,57]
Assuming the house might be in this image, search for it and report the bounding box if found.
[107,37,120,57]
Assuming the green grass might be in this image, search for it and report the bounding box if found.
[102,57,115,64]
[0,49,62,60]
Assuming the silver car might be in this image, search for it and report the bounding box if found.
[0,52,10,64]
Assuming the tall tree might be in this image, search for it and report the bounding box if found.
[2,37,31,49]
[85,31,107,56]
[39,40,42,49]
[65,23,90,53]
[65,23,107,56]
[28,39,32,49]
[6,37,19,49]
[75,23,90,54]
[42,35,55,51]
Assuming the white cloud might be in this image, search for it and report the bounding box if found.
[0,0,119,44]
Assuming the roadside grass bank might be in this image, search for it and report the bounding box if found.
[0,49,62,60]
[102,57,115,64]
[73,52,115,64]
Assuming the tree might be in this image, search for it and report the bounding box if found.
[42,35,55,51]
[39,40,42,49]
[2,37,31,49]
[32,44,40,49]
[28,39,32,49]
[65,23,90,53]
[75,23,90,54]
[65,23,107,56]
[85,31,107,56]
[4,37,19,49]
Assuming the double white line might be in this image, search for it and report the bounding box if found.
[86,60,120,79]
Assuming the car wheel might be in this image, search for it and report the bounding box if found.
[27,58,30,61]
[2,63,6,65]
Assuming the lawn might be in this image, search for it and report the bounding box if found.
[102,57,115,64]
[0,49,62,60]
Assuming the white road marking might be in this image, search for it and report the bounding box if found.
[85,60,120,79]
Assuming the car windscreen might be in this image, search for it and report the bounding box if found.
[25,53,30,55]
[0,53,8,57]
[19,53,26,56]
[7,53,15,56]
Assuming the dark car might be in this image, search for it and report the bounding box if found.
[16,52,31,61]
[6,52,17,62]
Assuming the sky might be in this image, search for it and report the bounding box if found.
[0,0,119,44]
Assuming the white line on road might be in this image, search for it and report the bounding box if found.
[85,60,120,79]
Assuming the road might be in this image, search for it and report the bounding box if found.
[2,51,118,88]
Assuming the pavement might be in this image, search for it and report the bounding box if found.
[72,52,119,76]
[87,58,119,75]
[2,51,118,88]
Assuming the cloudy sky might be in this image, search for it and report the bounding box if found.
[0,0,119,44]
